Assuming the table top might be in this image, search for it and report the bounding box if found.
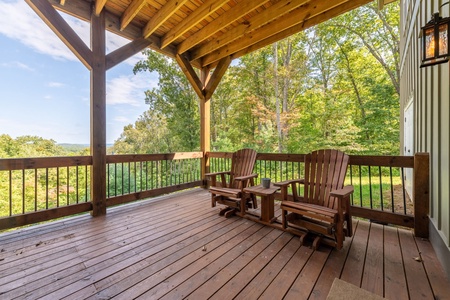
[244,184,280,196]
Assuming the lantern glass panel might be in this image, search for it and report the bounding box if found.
[439,23,448,56]
[425,27,435,59]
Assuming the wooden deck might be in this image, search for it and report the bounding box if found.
[0,188,449,299]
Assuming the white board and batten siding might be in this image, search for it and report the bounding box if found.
[400,0,450,275]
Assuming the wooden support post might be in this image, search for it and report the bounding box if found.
[200,68,211,187]
[200,97,210,185]
[90,10,107,216]
[414,152,430,238]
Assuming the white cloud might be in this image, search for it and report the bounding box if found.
[48,82,65,88]
[0,1,83,61]
[107,72,157,106]
[0,1,143,65]
[0,61,35,71]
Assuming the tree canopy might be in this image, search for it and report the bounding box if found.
[113,2,400,156]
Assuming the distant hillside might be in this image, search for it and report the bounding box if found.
[58,144,114,154]
[58,144,90,153]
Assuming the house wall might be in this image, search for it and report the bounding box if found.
[400,0,450,277]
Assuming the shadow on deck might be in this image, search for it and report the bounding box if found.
[0,188,448,299]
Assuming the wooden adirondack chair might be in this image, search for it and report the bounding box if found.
[275,149,353,250]
[206,149,258,218]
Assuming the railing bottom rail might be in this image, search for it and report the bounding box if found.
[0,202,92,230]
[107,181,202,207]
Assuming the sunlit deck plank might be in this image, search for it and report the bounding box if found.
[361,222,384,296]
[258,244,315,299]
[399,229,435,299]
[340,220,369,286]
[308,221,354,299]
[161,223,271,299]
[384,225,409,299]
[0,188,449,299]
[211,231,292,299]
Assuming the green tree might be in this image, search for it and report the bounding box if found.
[113,110,173,154]
[114,3,400,156]
[131,50,200,152]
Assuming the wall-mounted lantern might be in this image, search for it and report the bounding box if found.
[421,10,450,67]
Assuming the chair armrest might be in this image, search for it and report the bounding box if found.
[205,171,231,177]
[330,185,354,198]
[273,178,304,187]
[206,171,231,188]
[273,179,304,201]
[234,174,258,181]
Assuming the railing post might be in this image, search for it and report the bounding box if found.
[414,152,429,238]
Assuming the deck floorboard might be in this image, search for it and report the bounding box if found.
[0,188,449,299]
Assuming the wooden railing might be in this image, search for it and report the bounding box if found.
[0,156,93,229]
[206,152,429,237]
[0,152,203,230]
[0,151,429,237]
[106,152,203,206]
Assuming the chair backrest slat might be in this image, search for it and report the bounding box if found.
[230,149,257,188]
[303,149,349,209]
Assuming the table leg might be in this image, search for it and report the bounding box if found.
[260,194,275,223]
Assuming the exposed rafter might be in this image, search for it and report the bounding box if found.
[199,0,365,67]
[190,0,310,61]
[176,0,271,55]
[95,0,107,16]
[143,0,190,38]
[121,0,148,31]
[161,0,229,49]
[45,0,373,72]
[228,0,373,66]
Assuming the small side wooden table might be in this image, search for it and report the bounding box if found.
[244,184,280,223]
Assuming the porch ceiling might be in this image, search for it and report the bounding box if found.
[49,0,373,69]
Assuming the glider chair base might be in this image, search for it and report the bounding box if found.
[281,212,349,250]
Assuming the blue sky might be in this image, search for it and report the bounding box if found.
[0,0,158,144]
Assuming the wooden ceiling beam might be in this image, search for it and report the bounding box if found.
[228,0,373,66]
[177,0,271,55]
[48,0,90,21]
[26,0,93,69]
[143,0,190,38]
[161,0,229,49]
[176,54,205,99]
[204,56,231,100]
[47,0,201,69]
[95,0,108,16]
[200,0,354,67]
[190,0,310,61]
[106,38,155,70]
[121,0,148,31]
